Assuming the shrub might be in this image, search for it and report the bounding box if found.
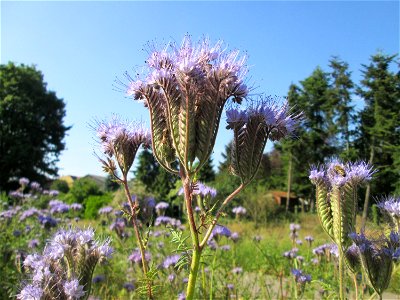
[69,178,103,204]
[84,194,113,219]
[50,179,70,193]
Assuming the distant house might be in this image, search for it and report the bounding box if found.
[271,190,300,211]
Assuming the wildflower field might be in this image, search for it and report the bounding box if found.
[1,181,399,300]
[1,33,399,300]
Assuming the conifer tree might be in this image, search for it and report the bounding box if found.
[356,53,400,227]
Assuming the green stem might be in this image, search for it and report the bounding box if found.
[209,249,217,300]
[122,177,153,299]
[181,167,201,300]
[187,247,202,300]
[339,250,345,300]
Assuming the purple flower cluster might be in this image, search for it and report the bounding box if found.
[127,35,248,106]
[129,249,152,265]
[155,216,182,228]
[209,225,231,241]
[232,206,247,216]
[49,200,70,214]
[283,248,299,259]
[19,227,112,300]
[96,116,151,175]
[226,99,301,142]
[178,182,217,199]
[155,201,169,216]
[309,160,375,188]
[377,196,400,224]
[291,269,312,284]
[162,254,181,269]
[98,206,113,215]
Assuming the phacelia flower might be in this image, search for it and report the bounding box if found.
[95,116,151,176]
[64,279,85,299]
[291,269,312,284]
[162,254,181,269]
[17,284,43,300]
[124,35,249,173]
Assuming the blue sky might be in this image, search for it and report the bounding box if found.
[1,1,399,178]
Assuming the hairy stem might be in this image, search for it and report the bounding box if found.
[122,177,153,299]
[181,167,201,300]
[353,273,358,300]
[339,250,345,300]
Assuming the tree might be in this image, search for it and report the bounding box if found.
[69,177,103,204]
[134,149,178,201]
[197,157,216,182]
[356,53,400,227]
[0,62,70,191]
[328,57,356,159]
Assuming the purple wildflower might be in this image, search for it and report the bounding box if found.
[30,182,41,191]
[20,208,41,221]
[19,177,30,187]
[309,165,326,185]
[28,239,40,249]
[220,245,231,251]
[129,249,151,265]
[123,282,135,292]
[64,279,85,299]
[92,275,105,284]
[210,225,231,240]
[291,269,312,284]
[38,215,58,228]
[168,274,176,282]
[232,206,247,216]
[17,284,43,300]
[98,206,113,215]
[95,116,151,175]
[283,248,299,259]
[377,196,400,221]
[162,254,181,269]
[70,203,83,211]
[305,235,314,246]
[231,232,240,243]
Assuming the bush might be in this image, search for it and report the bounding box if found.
[84,194,112,219]
[69,178,103,204]
[50,179,70,193]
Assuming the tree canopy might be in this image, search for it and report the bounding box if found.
[0,62,70,191]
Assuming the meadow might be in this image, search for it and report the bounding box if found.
[1,179,399,300]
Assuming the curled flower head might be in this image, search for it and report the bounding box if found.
[227,98,301,183]
[123,35,249,174]
[349,231,395,295]
[309,165,326,185]
[95,116,151,176]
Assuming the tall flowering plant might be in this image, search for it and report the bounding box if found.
[125,35,301,299]
[309,160,379,299]
[94,116,154,297]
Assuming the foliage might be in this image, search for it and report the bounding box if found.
[0,62,70,191]
[69,177,103,204]
[84,194,113,219]
[50,179,70,193]
[356,53,400,195]
[134,149,178,201]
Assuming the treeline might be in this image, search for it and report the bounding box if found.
[134,52,399,217]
